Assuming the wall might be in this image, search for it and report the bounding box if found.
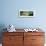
[0,0,46,31]
[0,0,46,43]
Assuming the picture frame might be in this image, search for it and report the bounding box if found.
[19,9,36,17]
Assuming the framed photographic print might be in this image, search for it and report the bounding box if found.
[19,9,36,17]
